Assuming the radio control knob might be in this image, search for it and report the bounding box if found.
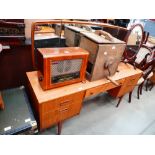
[39,76,43,81]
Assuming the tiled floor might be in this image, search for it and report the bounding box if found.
[40,86,155,135]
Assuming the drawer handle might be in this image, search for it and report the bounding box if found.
[59,108,68,113]
[59,100,72,106]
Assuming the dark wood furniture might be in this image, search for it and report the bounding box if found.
[127,45,154,102]
[27,63,142,134]
[0,92,4,110]
[37,47,89,90]
[0,44,33,90]
[0,20,25,45]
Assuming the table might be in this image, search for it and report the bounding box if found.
[27,63,142,134]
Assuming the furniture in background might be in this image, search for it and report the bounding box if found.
[0,86,38,135]
[27,63,142,134]
[149,71,155,90]
[0,92,4,110]
[127,45,155,102]
[0,44,32,90]
[123,24,144,65]
[0,19,33,90]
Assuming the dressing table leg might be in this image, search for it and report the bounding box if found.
[137,86,140,99]
[116,96,123,108]
[129,91,132,103]
[57,121,62,135]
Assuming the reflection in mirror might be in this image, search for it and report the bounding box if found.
[32,21,65,68]
[63,23,103,47]
[34,23,65,48]
[122,24,144,64]
[127,25,143,47]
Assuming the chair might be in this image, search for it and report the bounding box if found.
[128,45,155,103]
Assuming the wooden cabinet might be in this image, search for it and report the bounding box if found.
[27,63,142,132]
[39,92,85,130]
[28,77,85,131]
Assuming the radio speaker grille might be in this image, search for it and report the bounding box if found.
[51,59,82,83]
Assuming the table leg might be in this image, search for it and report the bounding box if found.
[57,122,62,135]
[116,96,124,108]
[128,91,132,103]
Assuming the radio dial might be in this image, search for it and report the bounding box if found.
[39,76,43,81]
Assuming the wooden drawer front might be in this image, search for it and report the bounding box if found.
[85,79,124,98]
[57,101,82,121]
[116,74,141,97]
[42,92,84,114]
[125,75,138,87]
[40,92,84,130]
[41,102,82,130]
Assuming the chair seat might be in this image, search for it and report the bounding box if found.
[137,77,144,85]
[147,72,154,79]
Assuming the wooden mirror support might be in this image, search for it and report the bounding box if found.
[31,20,127,69]
[123,24,144,64]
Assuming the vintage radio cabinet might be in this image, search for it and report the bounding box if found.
[79,31,126,81]
[37,47,89,90]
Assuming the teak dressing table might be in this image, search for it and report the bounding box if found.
[27,62,142,134]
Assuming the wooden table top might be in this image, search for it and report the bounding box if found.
[26,63,142,103]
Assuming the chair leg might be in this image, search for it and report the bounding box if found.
[116,96,124,108]
[149,83,154,91]
[146,79,149,91]
[128,91,133,103]
[140,82,144,95]
[137,85,140,99]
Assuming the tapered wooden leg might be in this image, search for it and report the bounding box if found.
[128,91,132,103]
[137,85,140,99]
[116,96,123,108]
[140,82,144,95]
[146,79,149,91]
[57,122,62,135]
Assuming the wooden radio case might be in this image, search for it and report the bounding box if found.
[37,47,89,90]
[79,30,126,81]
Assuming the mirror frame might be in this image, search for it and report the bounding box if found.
[123,24,144,61]
[31,20,127,69]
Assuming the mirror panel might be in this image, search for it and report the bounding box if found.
[31,20,127,69]
[127,25,143,46]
